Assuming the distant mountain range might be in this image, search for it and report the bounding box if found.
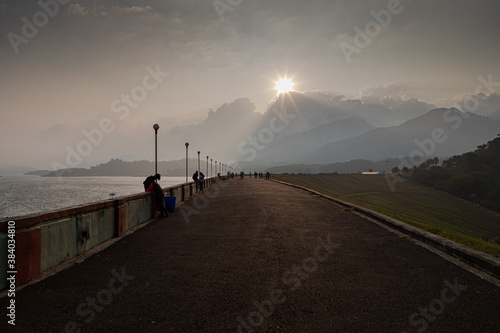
[246,116,376,166]
[299,108,500,165]
[0,165,37,175]
[25,170,51,176]
[119,90,436,166]
[10,91,500,176]
[43,158,212,177]
[266,158,402,174]
[236,103,500,171]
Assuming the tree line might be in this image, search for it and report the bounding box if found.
[44,158,204,177]
[396,135,500,213]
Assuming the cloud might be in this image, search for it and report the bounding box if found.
[116,5,153,14]
[43,123,73,139]
[67,3,153,18]
[358,83,406,104]
[264,87,435,130]
[204,98,256,124]
[353,83,436,115]
[68,4,89,17]
[437,93,500,118]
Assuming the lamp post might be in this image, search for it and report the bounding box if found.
[153,124,159,175]
[206,156,209,179]
[215,161,217,177]
[210,159,213,178]
[185,142,189,183]
[197,151,201,176]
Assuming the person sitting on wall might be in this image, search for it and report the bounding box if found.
[144,174,168,217]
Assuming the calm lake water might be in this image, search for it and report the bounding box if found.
[0,175,186,220]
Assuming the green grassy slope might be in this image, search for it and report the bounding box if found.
[273,174,500,257]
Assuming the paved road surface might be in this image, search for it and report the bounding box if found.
[1,178,499,332]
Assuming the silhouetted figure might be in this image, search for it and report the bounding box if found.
[192,171,199,191]
[144,174,168,217]
[199,172,205,191]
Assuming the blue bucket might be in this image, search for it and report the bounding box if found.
[164,196,176,212]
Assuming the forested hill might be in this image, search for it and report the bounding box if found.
[409,134,500,212]
[44,158,203,177]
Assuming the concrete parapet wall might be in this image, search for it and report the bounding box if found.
[0,178,216,289]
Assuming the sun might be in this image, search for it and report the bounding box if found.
[275,78,294,95]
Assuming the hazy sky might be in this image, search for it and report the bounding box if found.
[1,0,500,169]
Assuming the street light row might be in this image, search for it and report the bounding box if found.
[188,143,232,181]
[153,124,233,183]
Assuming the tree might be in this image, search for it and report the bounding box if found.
[408,134,500,212]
